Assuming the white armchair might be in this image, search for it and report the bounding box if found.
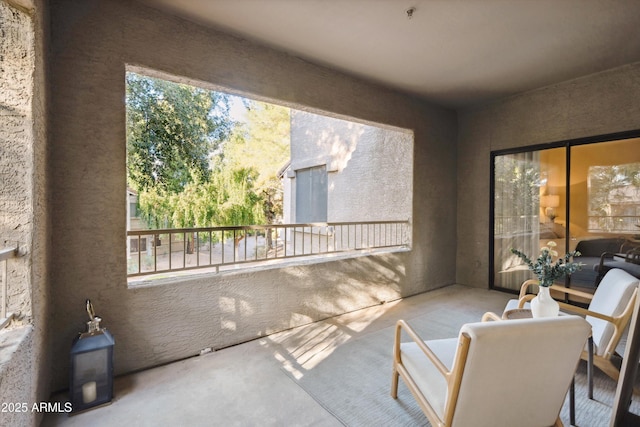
[504,268,639,389]
[391,316,591,427]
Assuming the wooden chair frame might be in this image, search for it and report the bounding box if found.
[515,279,638,387]
[391,318,564,427]
[391,319,470,426]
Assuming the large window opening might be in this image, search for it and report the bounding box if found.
[492,135,640,293]
[125,68,413,280]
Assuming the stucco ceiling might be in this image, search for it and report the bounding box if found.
[139,0,640,109]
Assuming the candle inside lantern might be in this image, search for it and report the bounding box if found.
[82,381,97,404]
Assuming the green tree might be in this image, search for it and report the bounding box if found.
[126,73,280,241]
[225,100,290,224]
[126,72,232,194]
[588,163,640,231]
[494,155,540,225]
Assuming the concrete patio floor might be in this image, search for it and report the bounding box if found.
[41,286,514,426]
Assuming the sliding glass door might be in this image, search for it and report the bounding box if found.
[493,148,566,291]
[491,135,640,293]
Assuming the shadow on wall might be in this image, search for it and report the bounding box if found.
[103,250,410,385]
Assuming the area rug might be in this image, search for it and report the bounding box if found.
[282,308,640,427]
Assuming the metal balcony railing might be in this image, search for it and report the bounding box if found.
[1,245,18,329]
[127,220,410,278]
[588,215,640,233]
[494,215,539,236]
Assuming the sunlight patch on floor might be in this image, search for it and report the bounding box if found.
[264,298,402,378]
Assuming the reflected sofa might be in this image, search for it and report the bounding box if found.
[571,238,627,288]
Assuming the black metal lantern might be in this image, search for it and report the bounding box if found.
[70,300,115,413]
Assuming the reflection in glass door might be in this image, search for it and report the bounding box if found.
[567,140,640,290]
[492,136,640,293]
[492,148,566,292]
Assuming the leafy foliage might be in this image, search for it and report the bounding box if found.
[125,72,286,230]
[126,72,232,193]
[224,101,290,224]
[494,155,541,217]
[588,163,640,232]
[511,241,583,287]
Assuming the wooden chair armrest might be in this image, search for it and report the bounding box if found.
[394,320,449,377]
[518,279,539,299]
[557,301,616,324]
[481,311,502,322]
[513,293,614,328]
[518,285,596,310]
[518,294,535,308]
[549,284,595,301]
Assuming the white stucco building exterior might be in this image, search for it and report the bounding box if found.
[283,110,413,224]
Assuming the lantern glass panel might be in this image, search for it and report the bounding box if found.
[73,349,108,404]
[70,330,114,412]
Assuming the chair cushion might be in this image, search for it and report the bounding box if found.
[504,298,530,312]
[587,268,639,356]
[400,338,458,421]
[452,316,590,427]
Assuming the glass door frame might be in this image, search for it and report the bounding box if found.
[489,129,640,293]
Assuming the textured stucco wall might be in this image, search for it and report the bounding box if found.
[48,0,457,390]
[457,62,640,288]
[0,327,35,426]
[288,110,413,223]
[0,0,49,425]
[0,0,33,326]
